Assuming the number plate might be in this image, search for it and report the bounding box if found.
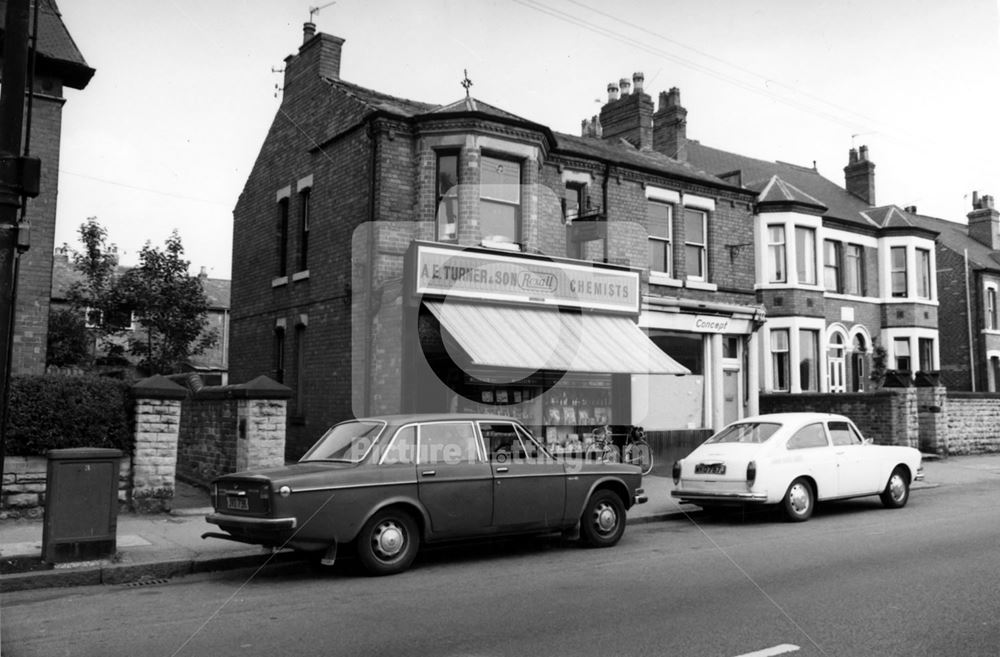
[226,496,249,511]
[695,463,726,475]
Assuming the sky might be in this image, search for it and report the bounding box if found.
[53,0,1000,279]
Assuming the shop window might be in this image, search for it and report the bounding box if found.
[298,187,311,271]
[824,240,841,292]
[844,244,864,295]
[891,246,908,297]
[684,208,707,279]
[647,200,672,275]
[767,225,786,283]
[480,154,521,243]
[919,337,934,371]
[418,422,482,465]
[795,227,816,285]
[799,329,819,391]
[988,287,998,330]
[648,331,702,374]
[916,248,931,299]
[771,329,790,392]
[436,151,459,242]
[894,337,911,371]
[276,197,289,277]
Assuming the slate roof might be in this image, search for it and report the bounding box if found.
[685,141,878,228]
[0,0,94,89]
[321,78,739,191]
[906,212,1000,272]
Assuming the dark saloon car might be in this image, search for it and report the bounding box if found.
[204,413,647,575]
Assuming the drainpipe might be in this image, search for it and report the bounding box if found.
[965,249,977,391]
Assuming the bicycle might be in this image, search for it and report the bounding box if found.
[587,425,653,475]
[621,425,653,476]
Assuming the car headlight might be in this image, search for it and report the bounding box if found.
[279,485,292,497]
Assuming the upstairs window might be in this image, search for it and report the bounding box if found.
[987,286,997,330]
[891,246,908,297]
[276,198,289,277]
[916,248,931,299]
[684,208,707,279]
[647,200,673,276]
[844,244,864,295]
[479,155,521,243]
[795,227,816,285]
[767,225,786,283]
[824,240,841,291]
[564,182,586,222]
[436,152,459,242]
[273,325,286,383]
[298,187,311,272]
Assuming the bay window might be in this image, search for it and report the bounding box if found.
[479,154,521,243]
[767,225,786,283]
[795,227,816,285]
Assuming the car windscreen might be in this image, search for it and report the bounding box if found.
[300,420,386,463]
[704,422,781,445]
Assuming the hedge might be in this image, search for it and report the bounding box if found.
[4,375,134,456]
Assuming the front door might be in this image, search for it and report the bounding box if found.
[829,357,846,392]
[416,421,493,537]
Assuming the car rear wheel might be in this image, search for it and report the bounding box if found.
[580,489,626,547]
[356,508,419,576]
[782,478,814,522]
[879,466,910,509]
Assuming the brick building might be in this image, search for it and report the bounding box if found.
[654,89,940,394]
[231,26,763,457]
[0,0,93,374]
[906,193,1000,391]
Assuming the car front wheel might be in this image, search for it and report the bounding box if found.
[782,478,814,522]
[580,489,626,547]
[879,466,910,509]
[356,508,419,576]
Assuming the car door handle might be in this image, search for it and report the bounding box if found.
[421,470,436,477]
[496,467,509,473]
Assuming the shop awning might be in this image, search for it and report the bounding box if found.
[424,301,689,375]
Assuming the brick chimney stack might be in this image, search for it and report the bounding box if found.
[968,191,1000,250]
[598,72,653,150]
[282,24,345,100]
[652,87,687,161]
[844,145,876,205]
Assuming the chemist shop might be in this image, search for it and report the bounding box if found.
[401,241,695,453]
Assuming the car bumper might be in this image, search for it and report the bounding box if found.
[670,490,769,504]
[634,488,648,505]
[206,512,298,530]
[914,466,925,481]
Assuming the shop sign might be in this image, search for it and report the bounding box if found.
[694,315,731,333]
[414,244,638,313]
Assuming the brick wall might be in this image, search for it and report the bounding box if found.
[943,392,1000,455]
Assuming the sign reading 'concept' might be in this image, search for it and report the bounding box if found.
[413,244,639,313]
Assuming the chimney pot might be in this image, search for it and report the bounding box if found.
[973,191,980,208]
[619,77,631,96]
[303,21,316,44]
[632,71,644,94]
[607,83,619,102]
[859,145,869,161]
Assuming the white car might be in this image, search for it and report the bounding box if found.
[671,413,924,521]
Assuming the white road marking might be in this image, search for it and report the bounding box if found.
[731,645,800,657]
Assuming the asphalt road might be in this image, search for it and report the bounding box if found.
[3,478,999,657]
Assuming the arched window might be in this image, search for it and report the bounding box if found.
[851,334,868,392]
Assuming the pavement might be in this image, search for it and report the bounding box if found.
[2,454,998,593]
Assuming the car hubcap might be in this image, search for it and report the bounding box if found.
[889,474,906,501]
[372,521,405,560]
[789,484,810,515]
[593,502,618,534]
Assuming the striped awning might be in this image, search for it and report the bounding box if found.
[424,301,689,375]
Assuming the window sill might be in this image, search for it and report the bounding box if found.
[649,272,682,288]
[685,279,718,292]
[271,276,289,288]
[292,270,310,282]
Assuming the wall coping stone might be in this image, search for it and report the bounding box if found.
[132,375,188,400]
[190,375,293,400]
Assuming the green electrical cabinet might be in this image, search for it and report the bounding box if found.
[42,448,123,563]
